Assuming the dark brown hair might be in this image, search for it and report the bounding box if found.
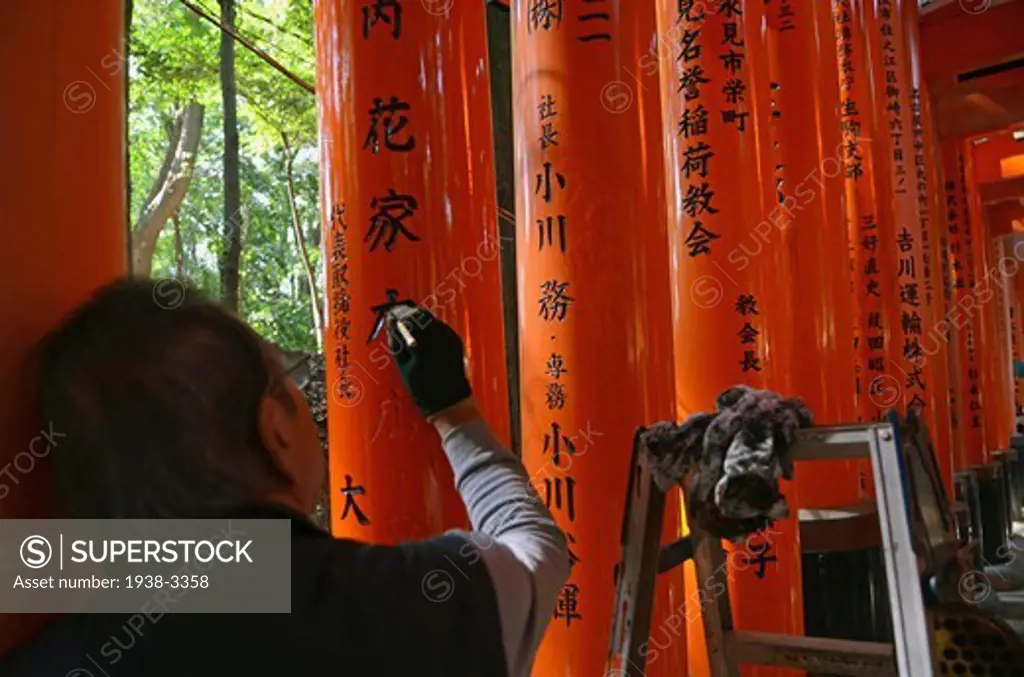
[32,277,292,518]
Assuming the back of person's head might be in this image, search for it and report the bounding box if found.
[32,277,322,518]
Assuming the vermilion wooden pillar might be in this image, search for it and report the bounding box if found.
[964,141,1008,457]
[901,0,955,492]
[942,139,987,468]
[0,0,128,652]
[511,2,686,674]
[314,0,510,541]
[990,234,1016,446]
[1012,257,1024,434]
[773,0,858,507]
[864,0,940,442]
[838,0,896,501]
[928,138,965,472]
[654,3,799,677]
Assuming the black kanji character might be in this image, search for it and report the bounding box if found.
[719,0,742,19]
[529,0,563,32]
[740,350,762,372]
[340,474,371,525]
[366,189,420,252]
[902,311,923,335]
[544,476,576,521]
[679,28,701,61]
[685,221,720,256]
[735,294,759,315]
[682,182,718,217]
[578,7,611,42]
[566,533,581,569]
[896,227,914,252]
[539,280,574,321]
[367,288,413,343]
[546,382,567,410]
[554,583,582,626]
[682,142,714,179]
[900,282,920,307]
[738,322,759,344]
[723,78,747,104]
[677,0,705,23]
[742,538,777,579]
[538,215,567,252]
[679,65,711,100]
[330,204,348,233]
[720,49,745,75]
[544,422,577,467]
[679,105,709,138]
[721,109,750,131]
[546,352,568,379]
[363,96,415,153]
[722,21,744,46]
[539,122,559,151]
[904,337,923,361]
[362,0,402,39]
[905,365,925,390]
[535,162,567,203]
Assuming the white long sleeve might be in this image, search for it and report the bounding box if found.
[440,420,570,677]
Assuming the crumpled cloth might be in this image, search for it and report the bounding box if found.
[640,385,812,541]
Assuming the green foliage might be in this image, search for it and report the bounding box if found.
[130,0,320,351]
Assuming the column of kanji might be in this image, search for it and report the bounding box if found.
[964,141,1011,456]
[772,0,858,508]
[928,134,966,471]
[0,0,128,652]
[991,235,1017,446]
[512,2,687,674]
[837,0,903,501]
[654,3,800,677]
[314,0,510,540]
[865,0,938,436]
[942,139,987,467]
[901,0,955,491]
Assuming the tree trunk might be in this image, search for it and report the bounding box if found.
[282,133,324,350]
[131,102,204,275]
[218,0,243,311]
[173,213,185,280]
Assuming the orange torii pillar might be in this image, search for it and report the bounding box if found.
[837,0,899,434]
[922,86,965,483]
[510,2,686,675]
[654,3,799,677]
[865,0,938,434]
[314,1,510,541]
[942,139,987,468]
[901,0,955,493]
[964,141,1011,455]
[0,0,128,652]
[772,0,858,501]
[1013,259,1024,435]
[991,234,1017,444]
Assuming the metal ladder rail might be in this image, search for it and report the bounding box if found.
[690,422,933,677]
[607,421,936,677]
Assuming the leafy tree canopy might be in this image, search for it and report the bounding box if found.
[130,0,321,351]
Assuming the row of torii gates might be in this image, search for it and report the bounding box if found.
[3,1,1024,675]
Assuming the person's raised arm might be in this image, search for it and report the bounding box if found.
[387,305,569,677]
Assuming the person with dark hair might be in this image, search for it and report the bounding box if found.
[1,278,568,677]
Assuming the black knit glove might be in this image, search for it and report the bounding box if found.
[386,304,472,418]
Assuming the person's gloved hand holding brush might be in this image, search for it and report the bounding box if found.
[386,304,473,420]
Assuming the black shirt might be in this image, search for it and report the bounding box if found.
[0,505,508,677]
